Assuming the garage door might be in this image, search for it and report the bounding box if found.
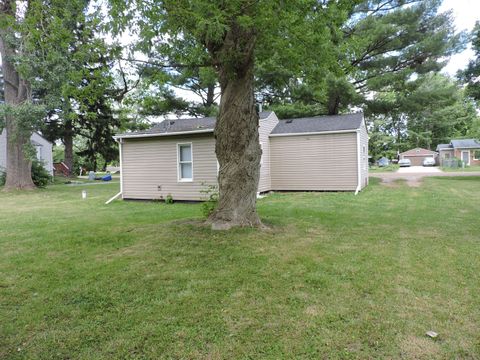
[403,156,432,166]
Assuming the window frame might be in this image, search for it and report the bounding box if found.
[177,142,193,182]
[474,150,480,161]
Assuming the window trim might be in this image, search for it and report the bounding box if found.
[177,142,193,182]
[474,150,480,161]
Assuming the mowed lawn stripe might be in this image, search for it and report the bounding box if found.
[0,177,479,358]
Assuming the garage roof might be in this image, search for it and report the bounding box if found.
[400,148,438,156]
[270,113,364,136]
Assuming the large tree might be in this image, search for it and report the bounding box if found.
[0,0,38,189]
[257,0,464,117]
[110,0,356,229]
[460,21,480,101]
[366,73,479,156]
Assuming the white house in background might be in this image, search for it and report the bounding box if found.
[0,130,54,175]
[114,111,369,201]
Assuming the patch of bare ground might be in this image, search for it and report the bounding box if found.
[399,335,441,359]
[380,178,407,187]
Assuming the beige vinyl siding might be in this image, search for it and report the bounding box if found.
[122,134,217,201]
[359,121,369,189]
[258,112,279,192]
[270,132,358,191]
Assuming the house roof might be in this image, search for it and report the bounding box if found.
[270,113,364,136]
[450,139,480,149]
[400,147,437,156]
[115,111,273,138]
[436,143,451,151]
[436,139,480,151]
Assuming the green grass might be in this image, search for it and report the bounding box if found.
[369,164,399,173]
[441,165,480,172]
[1,177,480,359]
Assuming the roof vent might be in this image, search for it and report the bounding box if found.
[286,119,293,124]
[169,121,175,126]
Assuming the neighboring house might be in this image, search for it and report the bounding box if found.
[436,139,480,166]
[399,147,438,166]
[114,111,369,201]
[0,130,54,175]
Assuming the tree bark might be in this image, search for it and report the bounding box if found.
[63,119,74,177]
[205,83,215,107]
[0,0,35,190]
[328,94,340,115]
[206,23,262,230]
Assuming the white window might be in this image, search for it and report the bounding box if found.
[36,146,43,161]
[177,143,193,181]
[362,145,367,170]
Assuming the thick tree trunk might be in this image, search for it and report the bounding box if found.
[205,84,215,107]
[4,118,35,190]
[63,120,74,177]
[207,24,262,230]
[0,1,35,190]
[328,94,340,115]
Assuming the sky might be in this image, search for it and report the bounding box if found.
[440,0,480,76]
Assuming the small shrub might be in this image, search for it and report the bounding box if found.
[0,169,5,186]
[31,160,52,187]
[200,183,219,217]
[165,194,174,204]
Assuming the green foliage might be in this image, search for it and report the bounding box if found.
[0,160,51,187]
[257,0,465,116]
[31,160,52,187]
[460,22,480,101]
[165,194,174,204]
[367,73,479,155]
[200,183,219,218]
[0,102,46,136]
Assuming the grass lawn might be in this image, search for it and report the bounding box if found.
[441,165,480,172]
[369,164,399,173]
[1,176,480,358]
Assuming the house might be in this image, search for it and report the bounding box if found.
[114,111,369,201]
[399,147,438,166]
[436,139,480,166]
[0,130,54,175]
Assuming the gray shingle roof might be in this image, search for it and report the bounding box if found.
[270,113,364,135]
[436,143,451,151]
[116,111,273,138]
[450,139,480,149]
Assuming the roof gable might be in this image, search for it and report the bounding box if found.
[400,147,437,156]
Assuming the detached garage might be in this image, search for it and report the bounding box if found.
[399,148,438,166]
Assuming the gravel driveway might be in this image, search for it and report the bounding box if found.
[373,166,480,187]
